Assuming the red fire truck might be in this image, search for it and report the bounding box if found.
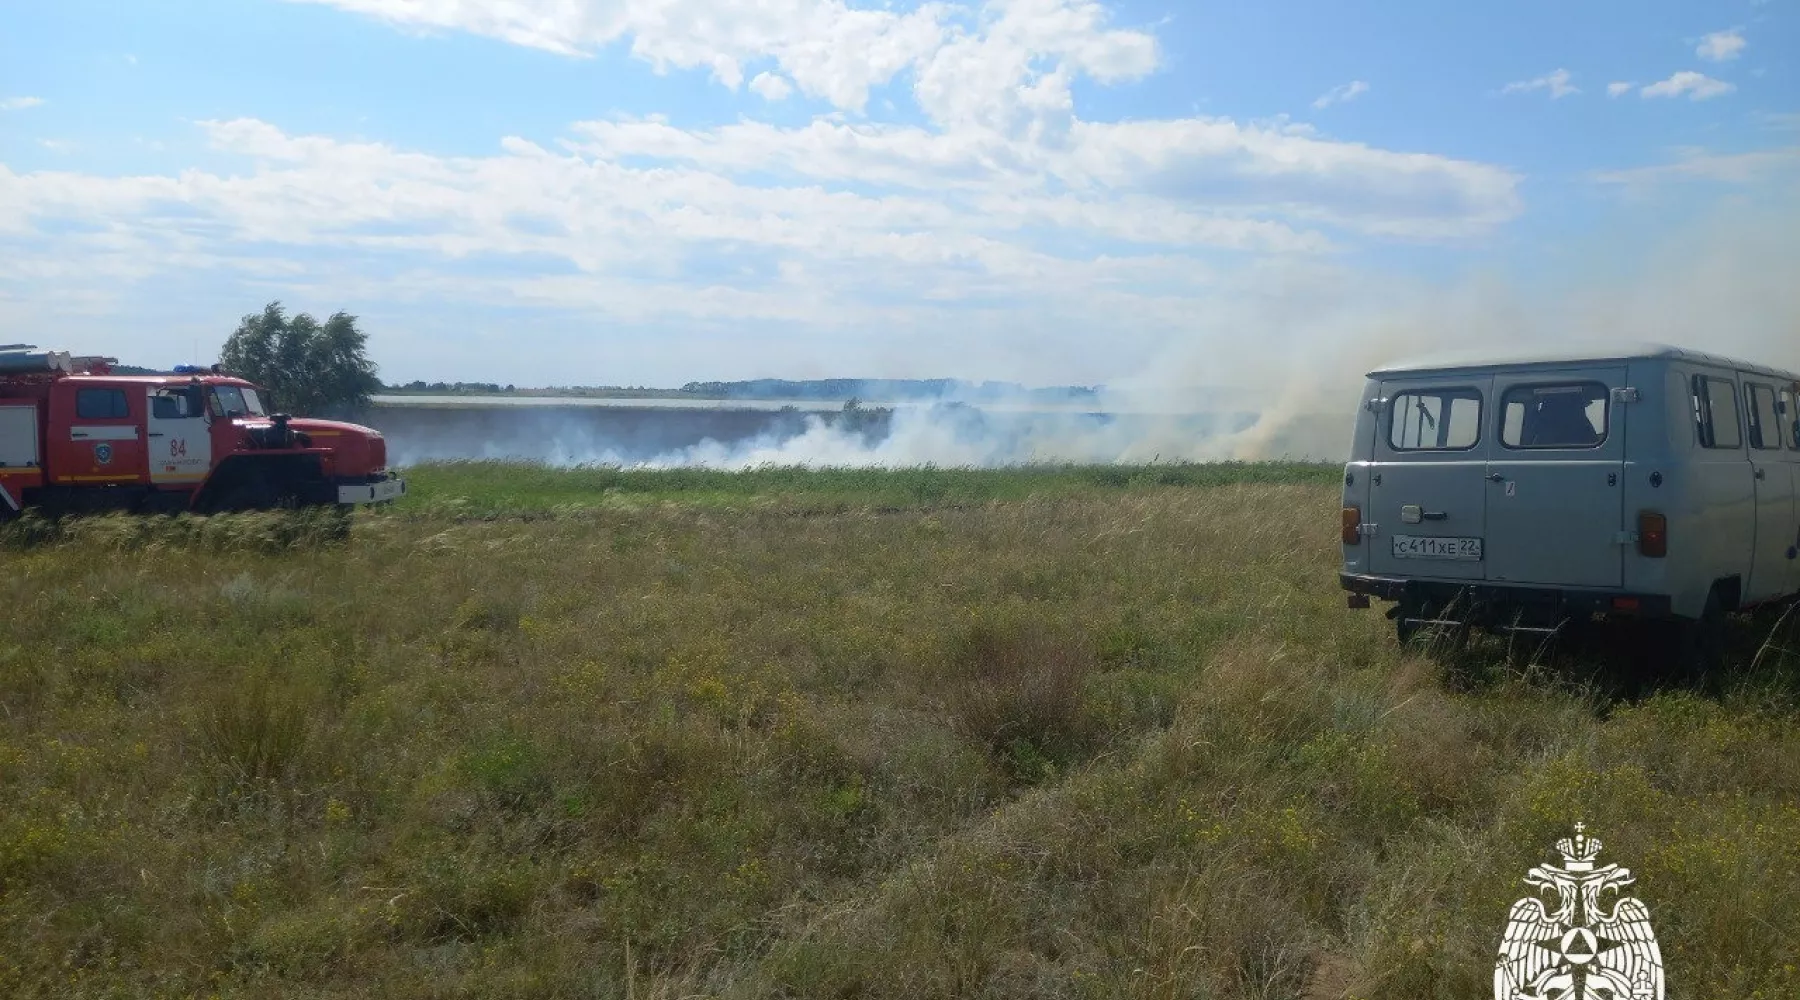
[0,346,405,519]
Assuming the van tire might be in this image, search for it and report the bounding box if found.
[1672,585,1729,679]
[1394,598,1426,645]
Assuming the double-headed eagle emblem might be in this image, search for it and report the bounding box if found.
[1494,822,1664,1000]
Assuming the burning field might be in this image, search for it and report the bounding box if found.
[1,464,1798,999]
[361,394,1341,469]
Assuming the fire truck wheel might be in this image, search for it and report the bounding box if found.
[219,481,288,513]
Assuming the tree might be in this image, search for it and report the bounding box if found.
[218,301,382,416]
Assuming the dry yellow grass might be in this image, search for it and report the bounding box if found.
[0,470,1797,999]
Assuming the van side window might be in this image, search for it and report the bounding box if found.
[1692,375,1742,449]
[1500,383,1608,449]
[1388,389,1481,451]
[75,388,130,420]
[1746,383,1782,451]
[1781,388,1800,450]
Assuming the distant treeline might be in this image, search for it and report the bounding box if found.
[677,378,1104,402]
[385,381,519,394]
[372,377,1106,402]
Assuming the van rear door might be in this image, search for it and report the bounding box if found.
[1484,368,1627,589]
[1365,376,1492,582]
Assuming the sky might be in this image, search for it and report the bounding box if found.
[1,0,1796,389]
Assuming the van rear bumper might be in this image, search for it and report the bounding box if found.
[1338,572,1674,620]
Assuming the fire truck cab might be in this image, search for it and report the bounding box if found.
[0,346,405,518]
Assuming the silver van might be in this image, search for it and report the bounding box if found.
[1338,344,1800,657]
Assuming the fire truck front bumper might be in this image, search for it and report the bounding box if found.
[337,476,407,505]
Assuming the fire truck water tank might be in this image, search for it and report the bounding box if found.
[0,351,72,375]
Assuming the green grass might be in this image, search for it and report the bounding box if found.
[387,460,1342,517]
[1,464,1798,999]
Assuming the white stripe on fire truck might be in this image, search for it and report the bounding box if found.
[69,426,141,442]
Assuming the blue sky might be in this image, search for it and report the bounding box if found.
[1,0,1795,388]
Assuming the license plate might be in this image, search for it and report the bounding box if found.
[339,478,407,504]
[1391,534,1483,561]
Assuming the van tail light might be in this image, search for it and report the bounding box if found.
[1342,506,1362,545]
[1638,511,1668,558]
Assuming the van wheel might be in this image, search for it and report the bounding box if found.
[1673,587,1729,680]
[1394,600,1424,645]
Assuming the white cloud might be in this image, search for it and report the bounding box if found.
[105,0,1520,255]
[0,96,45,111]
[563,111,1519,239]
[908,0,1158,135]
[1641,71,1735,101]
[1311,80,1369,110]
[1501,69,1578,99]
[286,0,954,112]
[0,113,1521,346]
[287,0,1161,129]
[1593,145,1800,189]
[748,71,793,101]
[38,139,72,153]
[1606,81,1633,98]
[0,2,1535,385]
[1696,29,1746,62]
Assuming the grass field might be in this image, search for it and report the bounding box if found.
[387,461,1341,517]
[2,462,1798,999]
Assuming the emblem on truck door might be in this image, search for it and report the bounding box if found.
[94,442,113,465]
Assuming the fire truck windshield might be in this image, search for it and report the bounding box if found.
[209,386,268,418]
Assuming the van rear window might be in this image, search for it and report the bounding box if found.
[1388,389,1481,451]
[1500,383,1609,449]
[1692,376,1742,449]
[1747,383,1783,451]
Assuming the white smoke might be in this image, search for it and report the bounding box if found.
[653,407,1260,469]
[385,403,1274,469]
